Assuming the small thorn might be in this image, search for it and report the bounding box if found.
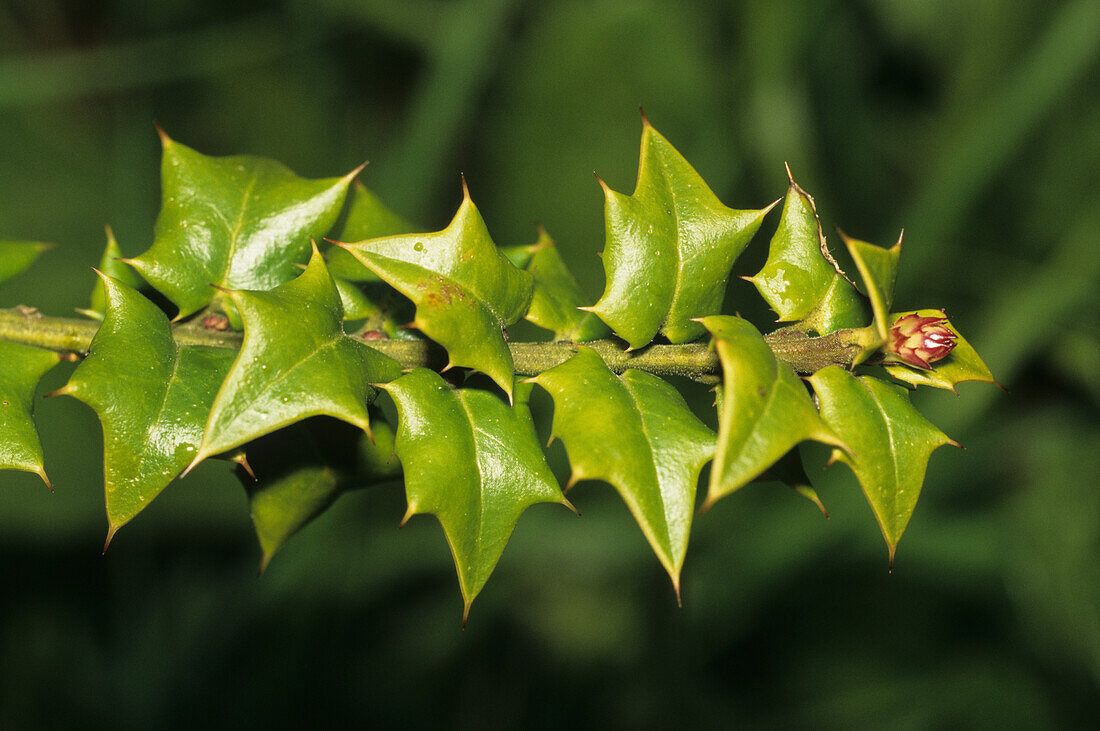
[44,385,70,399]
[888,545,897,571]
[102,525,118,554]
[35,467,53,492]
[546,433,556,448]
[564,473,581,492]
[460,174,470,201]
[180,451,205,479]
[233,453,257,481]
[638,106,651,127]
[398,504,415,528]
[153,121,171,146]
[343,161,368,183]
[761,197,782,217]
[948,438,965,450]
[462,602,471,629]
[672,575,683,608]
[562,496,579,515]
[593,172,610,192]
[257,554,271,577]
[783,161,795,184]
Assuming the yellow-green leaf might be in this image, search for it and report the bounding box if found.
[0,342,59,486]
[523,228,609,342]
[77,227,144,321]
[809,366,958,565]
[588,118,773,348]
[748,174,867,334]
[382,370,569,623]
[337,186,532,398]
[126,131,357,320]
[841,230,902,342]
[188,246,401,469]
[0,240,51,285]
[326,180,417,283]
[58,275,235,541]
[530,346,715,598]
[699,315,846,512]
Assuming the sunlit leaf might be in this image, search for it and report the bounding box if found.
[57,275,235,541]
[382,370,569,623]
[699,315,845,512]
[337,185,533,398]
[748,174,867,334]
[530,346,714,598]
[588,118,773,348]
[188,246,401,469]
[0,240,51,285]
[126,131,357,320]
[883,310,999,392]
[0,342,59,486]
[243,414,401,573]
[809,366,958,564]
[76,227,144,321]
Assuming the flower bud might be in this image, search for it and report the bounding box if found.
[888,313,957,369]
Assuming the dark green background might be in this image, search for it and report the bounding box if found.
[2,0,1098,727]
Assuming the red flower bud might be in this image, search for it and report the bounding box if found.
[888,313,957,369]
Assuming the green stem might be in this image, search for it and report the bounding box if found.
[0,308,860,382]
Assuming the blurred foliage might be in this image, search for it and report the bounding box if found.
[1,0,1098,726]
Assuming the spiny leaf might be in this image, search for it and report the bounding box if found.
[326,180,417,283]
[883,310,999,392]
[57,274,235,541]
[588,118,773,348]
[77,227,144,321]
[188,246,401,470]
[748,173,867,334]
[0,342,59,487]
[381,370,569,623]
[126,131,358,321]
[0,240,51,285]
[523,228,610,342]
[841,230,902,342]
[243,414,401,573]
[337,184,533,398]
[530,346,715,599]
[699,315,846,512]
[809,366,958,565]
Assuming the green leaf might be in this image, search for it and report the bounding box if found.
[841,230,902,342]
[530,346,715,598]
[699,315,846,512]
[883,310,999,392]
[381,369,569,623]
[748,173,867,334]
[523,228,610,342]
[57,274,235,541]
[0,342,59,486]
[77,227,144,321]
[188,246,401,470]
[588,118,773,348]
[326,180,417,283]
[243,414,401,573]
[337,185,533,398]
[125,131,358,320]
[0,240,51,285]
[808,366,958,564]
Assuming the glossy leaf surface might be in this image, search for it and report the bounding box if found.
[190,247,401,467]
[59,275,235,538]
[126,132,356,319]
[338,187,532,397]
[523,229,609,342]
[243,415,400,572]
[78,228,144,321]
[884,310,998,391]
[809,366,957,563]
[0,342,59,485]
[326,181,417,282]
[589,119,772,348]
[530,346,714,596]
[0,240,50,284]
[700,315,845,512]
[749,177,867,334]
[382,370,568,621]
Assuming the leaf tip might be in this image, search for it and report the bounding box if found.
[783,161,795,184]
[638,105,651,128]
[398,503,416,528]
[671,574,683,608]
[153,121,172,147]
[102,524,119,554]
[593,171,610,193]
[180,450,206,479]
[34,466,53,492]
[343,161,368,184]
[561,495,580,516]
[462,601,472,629]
